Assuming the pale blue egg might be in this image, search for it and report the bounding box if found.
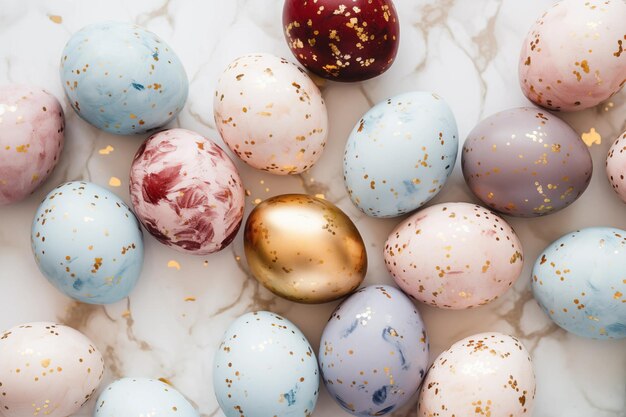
[94,378,200,417]
[213,311,319,417]
[31,181,144,304]
[343,91,458,218]
[532,227,626,339]
[60,22,188,135]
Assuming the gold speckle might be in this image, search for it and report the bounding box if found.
[98,145,114,155]
[167,260,181,270]
[184,296,196,302]
[40,359,51,368]
[108,177,121,187]
[581,128,601,147]
[614,291,623,299]
[48,15,62,24]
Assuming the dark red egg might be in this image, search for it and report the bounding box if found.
[283,0,400,82]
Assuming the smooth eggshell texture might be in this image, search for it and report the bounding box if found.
[283,0,400,81]
[213,311,320,417]
[384,202,524,309]
[60,22,188,135]
[319,285,429,416]
[532,227,626,339]
[462,107,592,217]
[519,0,626,111]
[418,332,536,417]
[606,130,626,202]
[129,128,245,255]
[0,322,104,417]
[31,181,144,304]
[214,53,328,175]
[344,91,458,218]
[94,378,200,417]
[0,85,64,205]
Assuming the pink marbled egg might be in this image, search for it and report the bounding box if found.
[384,202,524,309]
[0,85,64,205]
[129,128,245,255]
[606,130,626,202]
[519,0,626,111]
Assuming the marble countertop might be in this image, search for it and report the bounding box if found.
[0,1,625,416]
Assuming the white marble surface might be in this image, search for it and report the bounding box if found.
[0,0,625,416]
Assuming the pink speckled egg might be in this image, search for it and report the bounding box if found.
[0,85,64,205]
[214,53,328,175]
[129,128,245,255]
[519,0,626,111]
[606,130,626,202]
[384,202,524,309]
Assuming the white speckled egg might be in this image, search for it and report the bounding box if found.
[319,285,429,416]
[31,181,144,304]
[532,227,626,339]
[384,202,524,309]
[0,322,104,417]
[418,332,535,417]
[213,311,319,417]
[344,92,458,218]
[0,84,64,205]
[94,378,199,417]
[213,53,328,175]
[606,130,626,202]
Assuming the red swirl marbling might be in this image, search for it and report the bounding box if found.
[130,128,245,255]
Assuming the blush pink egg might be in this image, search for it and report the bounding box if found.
[384,202,524,309]
[129,128,245,255]
[0,85,64,205]
[606,130,626,202]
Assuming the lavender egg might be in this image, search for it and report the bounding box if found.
[319,285,429,415]
[462,107,592,217]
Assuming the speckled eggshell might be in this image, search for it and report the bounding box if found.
[31,181,144,304]
[344,92,458,218]
[213,53,328,175]
[384,202,524,309]
[319,285,429,416]
[283,0,400,81]
[519,0,626,111]
[532,227,626,339]
[462,107,592,217]
[0,85,64,205]
[60,22,188,135]
[606,130,626,202]
[94,378,199,417]
[129,128,245,255]
[213,311,319,417]
[418,332,535,417]
[0,322,104,417]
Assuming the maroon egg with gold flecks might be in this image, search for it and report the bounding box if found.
[283,0,400,82]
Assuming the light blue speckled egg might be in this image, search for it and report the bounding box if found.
[532,227,626,339]
[94,378,199,417]
[60,22,188,135]
[343,91,458,218]
[213,311,319,417]
[319,285,429,416]
[31,181,144,304]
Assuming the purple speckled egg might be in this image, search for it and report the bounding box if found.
[319,285,429,416]
[462,107,592,217]
[0,85,64,205]
[606,130,626,203]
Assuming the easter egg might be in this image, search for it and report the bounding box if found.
[418,332,535,417]
[532,227,626,339]
[129,128,245,255]
[519,0,626,111]
[244,194,367,304]
[384,202,523,309]
[0,322,104,417]
[283,0,400,81]
[214,53,328,175]
[94,378,199,417]
[606,130,626,202]
[31,181,144,304]
[344,91,458,218]
[213,311,319,417]
[319,285,429,416]
[0,84,64,205]
[462,107,592,217]
[60,22,188,135]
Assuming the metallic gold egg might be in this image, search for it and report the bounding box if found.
[244,194,367,303]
